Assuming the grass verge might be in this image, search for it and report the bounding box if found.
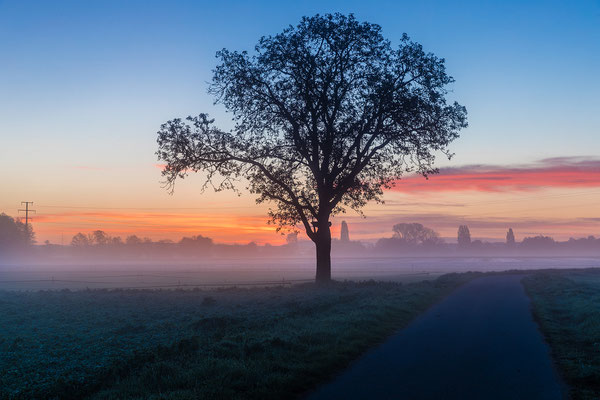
[523,269,600,400]
[0,272,478,399]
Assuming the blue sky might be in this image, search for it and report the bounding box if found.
[0,0,599,243]
[2,0,598,167]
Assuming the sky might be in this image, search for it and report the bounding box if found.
[0,0,599,245]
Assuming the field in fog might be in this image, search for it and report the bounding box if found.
[0,273,477,399]
[1,256,600,290]
[3,261,600,398]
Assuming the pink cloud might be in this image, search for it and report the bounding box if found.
[391,157,600,193]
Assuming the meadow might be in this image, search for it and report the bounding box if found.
[523,269,600,400]
[0,272,478,399]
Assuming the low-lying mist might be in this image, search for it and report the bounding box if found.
[2,254,599,291]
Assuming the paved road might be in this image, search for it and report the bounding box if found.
[307,275,566,399]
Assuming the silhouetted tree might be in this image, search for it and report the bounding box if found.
[126,235,143,245]
[340,221,350,243]
[506,228,515,247]
[71,232,90,247]
[392,223,440,245]
[90,230,109,246]
[179,234,213,251]
[156,14,467,282]
[0,213,33,255]
[457,225,471,248]
[521,235,555,250]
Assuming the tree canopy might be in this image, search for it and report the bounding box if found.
[156,13,467,281]
[0,213,34,257]
[392,223,441,245]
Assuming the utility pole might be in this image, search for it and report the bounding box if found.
[18,201,36,234]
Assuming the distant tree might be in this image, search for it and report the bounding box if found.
[393,223,440,245]
[470,239,483,249]
[179,234,213,249]
[89,230,109,246]
[340,221,350,243]
[126,235,143,246]
[457,225,471,248]
[285,232,298,244]
[0,213,33,253]
[506,228,515,247]
[111,236,123,246]
[566,236,597,249]
[71,232,90,247]
[521,235,555,250]
[156,13,467,282]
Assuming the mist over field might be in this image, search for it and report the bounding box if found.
[4,210,600,292]
[2,254,600,291]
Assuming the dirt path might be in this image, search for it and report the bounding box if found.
[306,275,566,399]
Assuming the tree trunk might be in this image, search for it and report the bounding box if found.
[314,220,332,283]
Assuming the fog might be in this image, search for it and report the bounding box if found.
[2,215,600,290]
[2,255,600,291]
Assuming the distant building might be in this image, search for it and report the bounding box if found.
[340,221,350,242]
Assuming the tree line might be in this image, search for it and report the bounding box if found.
[374,223,600,254]
[2,213,600,262]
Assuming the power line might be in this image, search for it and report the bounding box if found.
[18,201,36,229]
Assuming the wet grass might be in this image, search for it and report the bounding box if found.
[523,269,600,400]
[0,273,478,399]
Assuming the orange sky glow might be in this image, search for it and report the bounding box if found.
[15,157,599,246]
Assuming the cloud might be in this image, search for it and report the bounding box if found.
[391,157,600,192]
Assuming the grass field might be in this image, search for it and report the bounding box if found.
[523,269,600,400]
[0,273,478,399]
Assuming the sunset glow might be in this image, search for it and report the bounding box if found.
[394,158,600,193]
[1,1,598,246]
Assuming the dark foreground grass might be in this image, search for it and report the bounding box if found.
[523,269,600,400]
[0,273,478,400]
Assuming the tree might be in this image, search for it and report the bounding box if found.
[457,225,471,248]
[156,14,467,282]
[392,223,440,245]
[71,232,90,247]
[340,221,350,243]
[0,213,33,254]
[179,234,214,251]
[126,235,143,246]
[521,235,555,250]
[89,230,109,246]
[506,228,515,247]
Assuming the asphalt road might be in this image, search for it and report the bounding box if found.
[306,274,566,399]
